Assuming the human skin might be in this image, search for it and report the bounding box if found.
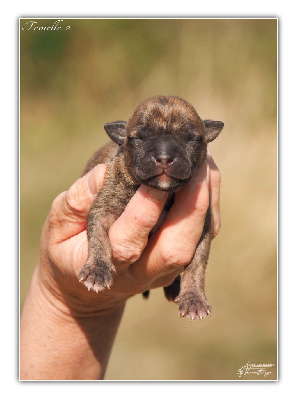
[20,149,221,380]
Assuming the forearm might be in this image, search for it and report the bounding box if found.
[20,267,125,380]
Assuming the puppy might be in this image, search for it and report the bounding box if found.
[79,95,224,320]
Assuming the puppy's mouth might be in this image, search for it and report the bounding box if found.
[134,157,192,191]
[139,170,190,191]
[157,170,171,180]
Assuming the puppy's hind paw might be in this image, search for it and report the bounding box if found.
[178,292,212,321]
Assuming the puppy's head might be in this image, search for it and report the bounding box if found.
[104,95,224,191]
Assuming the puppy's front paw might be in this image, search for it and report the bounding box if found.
[177,292,212,321]
[79,261,115,293]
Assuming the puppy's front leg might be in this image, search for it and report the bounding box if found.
[79,199,117,293]
[177,208,213,320]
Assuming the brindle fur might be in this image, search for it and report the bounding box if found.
[79,95,224,320]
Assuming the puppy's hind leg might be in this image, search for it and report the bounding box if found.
[177,208,213,321]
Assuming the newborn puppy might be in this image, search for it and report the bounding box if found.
[79,95,224,320]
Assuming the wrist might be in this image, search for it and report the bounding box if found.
[21,266,125,380]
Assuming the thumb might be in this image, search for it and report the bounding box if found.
[48,164,106,243]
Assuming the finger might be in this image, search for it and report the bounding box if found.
[109,186,168,265]
[48,164,106,243]
[207,148,221,237]
[130,161,210,280]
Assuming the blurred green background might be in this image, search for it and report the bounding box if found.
[20,18,277,380]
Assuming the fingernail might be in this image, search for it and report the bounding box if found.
[87,165,106,197]
[186,163,209,194]
[196,161,209,184]
[144,186,168,202]
[87,170,97,197]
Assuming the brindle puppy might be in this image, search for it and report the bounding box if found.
[79,95,224,320]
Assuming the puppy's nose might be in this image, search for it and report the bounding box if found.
[154,155,174,167]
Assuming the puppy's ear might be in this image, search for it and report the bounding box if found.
[104,121,127,145]
[204,120,224,143]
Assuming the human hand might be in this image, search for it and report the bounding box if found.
[37,149,221,314]
[21,150,220,380]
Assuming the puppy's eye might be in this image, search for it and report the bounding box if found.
[131,130,150,141]
[188,134,203,143]
[130,137,143,143]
